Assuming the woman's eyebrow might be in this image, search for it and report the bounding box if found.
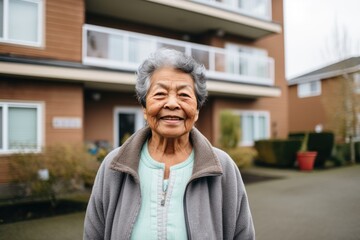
[176,84,193,91]
[152,82,168,90]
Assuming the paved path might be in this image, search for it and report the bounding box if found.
[0,165,359,240]
[243,165,360,240]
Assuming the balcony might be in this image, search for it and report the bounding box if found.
[83,24,275,86]
[192,0,271,20]
[85,0,282,39]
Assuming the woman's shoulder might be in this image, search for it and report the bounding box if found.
[211,147,238,171]
[212,147,245,179]
[98,147,121,171]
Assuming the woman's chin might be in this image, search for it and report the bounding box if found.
[154,128,189,139]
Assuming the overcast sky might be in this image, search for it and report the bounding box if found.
[284,0,360,79]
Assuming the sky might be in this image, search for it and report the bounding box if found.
[284,0,360,79]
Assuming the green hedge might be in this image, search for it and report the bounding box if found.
[333,141,360,164]
[289,132,335,167]
[254,139,302,168]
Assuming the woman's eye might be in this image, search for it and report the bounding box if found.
[155,92,166,96]
[179,93,190,97]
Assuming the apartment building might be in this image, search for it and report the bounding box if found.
[0,0,287,184]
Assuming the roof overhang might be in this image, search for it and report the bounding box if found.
[0,60,281,98]
[86,0,282,39]
[288,65,360,86]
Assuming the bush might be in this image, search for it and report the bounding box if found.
[8,144,100,201]
[226,147,257,169]
[219,110,240,149]
[254,139,302,168]
[289,132,335,167]
[332,141,360,164]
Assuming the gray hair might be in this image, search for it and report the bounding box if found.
[135,48,207,110]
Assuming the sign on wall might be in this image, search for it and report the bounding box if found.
[52,117,82,129]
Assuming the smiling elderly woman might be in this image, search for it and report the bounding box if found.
[83,49,255,240]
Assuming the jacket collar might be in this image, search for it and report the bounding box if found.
[110,126,223,183]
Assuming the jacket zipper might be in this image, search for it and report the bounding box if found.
[161,189,167,206]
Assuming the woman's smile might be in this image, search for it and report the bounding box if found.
[160,115,185,124]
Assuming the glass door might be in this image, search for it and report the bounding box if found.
[114,107,145,147]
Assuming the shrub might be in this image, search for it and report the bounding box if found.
[332,141,360,164]
[8,144,100,201]
[254,139,302,168]
[289,132,335,167]
[226,147,257,169]
[219,110,240,149]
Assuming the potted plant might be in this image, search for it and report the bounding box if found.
[296,133,317,171]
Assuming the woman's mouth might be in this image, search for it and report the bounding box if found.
[160,116,184,120]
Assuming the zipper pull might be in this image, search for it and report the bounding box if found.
[161,191,166,206]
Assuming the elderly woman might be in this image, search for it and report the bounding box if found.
[84,49,255,239]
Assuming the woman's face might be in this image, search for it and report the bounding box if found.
[143,67,199,139]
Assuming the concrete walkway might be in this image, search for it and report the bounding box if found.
[243,165,360,240]
[0,165,359,239]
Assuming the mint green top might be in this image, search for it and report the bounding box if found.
[131,141,194,240]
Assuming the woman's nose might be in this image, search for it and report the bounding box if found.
[164,95,180,110]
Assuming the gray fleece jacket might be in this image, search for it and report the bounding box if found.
[83,127,255,240]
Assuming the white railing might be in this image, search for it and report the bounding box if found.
[83,24,274,86]
[191,0,272,20]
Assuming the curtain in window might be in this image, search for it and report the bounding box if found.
[129,37,153,64]
[258,115,267,139]
[108,35,124,61]
[242,115,254,143]
[9,0,39,42]
[8,107,37,150]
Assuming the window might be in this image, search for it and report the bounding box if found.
[297,80,321,98]
[0,102,43,153]
[233,110,270,146]
[0,0,44,46]
[354,73,360,94]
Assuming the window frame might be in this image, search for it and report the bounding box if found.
[297,80,322,98]
[232,110,270,146]
[0,0,44,47]
[0,101,43,154]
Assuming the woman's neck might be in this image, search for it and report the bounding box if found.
[148,132,193,178]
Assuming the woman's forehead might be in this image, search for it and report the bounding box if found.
[150,68,194,87]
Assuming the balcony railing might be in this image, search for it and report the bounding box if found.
[191,0,272,20]
[83,24,274,86]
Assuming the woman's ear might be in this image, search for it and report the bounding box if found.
[143,107,147,121]
[194,110,199,122]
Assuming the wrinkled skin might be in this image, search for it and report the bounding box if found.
[143,67,199,177]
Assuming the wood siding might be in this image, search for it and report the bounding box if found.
[288,77,341,134]
[0,0,84,62]
[0,78,84,183]
[288,82,328,133]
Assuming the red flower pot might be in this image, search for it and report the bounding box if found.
[297,151,317,171]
